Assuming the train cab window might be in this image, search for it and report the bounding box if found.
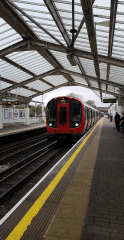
[47,99,57,127]
[70,99,82,127]
[59,107,67,124]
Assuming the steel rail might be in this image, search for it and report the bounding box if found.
[0,146,64,205]
[0,141,57,181]
[0,138,47,163]
[0,133,46,155]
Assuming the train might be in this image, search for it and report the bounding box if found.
[46,96,102,141]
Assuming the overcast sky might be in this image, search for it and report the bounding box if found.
[32,86,111,108]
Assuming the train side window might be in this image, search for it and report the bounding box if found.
[85,107,87,120]
[91,110,93,118]
[87,109,90,119]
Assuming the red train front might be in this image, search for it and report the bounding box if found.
[46,96,85,141]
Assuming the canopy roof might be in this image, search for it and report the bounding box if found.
[0,0,124,104]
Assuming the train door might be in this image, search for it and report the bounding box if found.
[57,98,69,133]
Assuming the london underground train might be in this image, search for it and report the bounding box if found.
[46,96,101,141]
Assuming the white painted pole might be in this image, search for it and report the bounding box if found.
[42,95,44,122]
[25,107,29,125]
[0,105,3,129]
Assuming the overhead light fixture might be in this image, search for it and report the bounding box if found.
[22,34,28,40]
[67,53,77,66]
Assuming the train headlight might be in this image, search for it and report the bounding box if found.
[49,123,52,126]
[75,123,79,127]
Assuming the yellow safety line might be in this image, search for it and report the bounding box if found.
[6,120,101,240]
[0,125,44,135]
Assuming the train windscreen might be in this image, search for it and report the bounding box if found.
[47,99,57,122]
[70,99,82,122]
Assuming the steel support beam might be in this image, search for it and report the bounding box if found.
[0,69,57,94]
[80,0,102,100]
[1,1,72,90]
[106,0,118,91]
[58,69,124,90]
[1,39,124,68]
[37,48,74,84]
[77,57,92,89]
[1,56,35,77]
[0,0,36,39]
[19,82,70,103]
[6,0,63,46]
[72,81,119,98]
[1,57,54,92]
[1,77,41,94]
[74,0,95,43]
[43,0,71,46]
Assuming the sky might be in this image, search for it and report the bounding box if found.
[32,86,111,108]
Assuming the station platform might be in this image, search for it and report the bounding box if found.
[0,123,46,137]
[1,117,124,240]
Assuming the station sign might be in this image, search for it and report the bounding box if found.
[103,98,116,103]
[14,109,19,120]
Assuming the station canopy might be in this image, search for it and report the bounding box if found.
[0,0,124,104]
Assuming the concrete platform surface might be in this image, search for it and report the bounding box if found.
[0,123,46,136]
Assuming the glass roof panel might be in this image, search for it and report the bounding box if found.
[89,80,99,89]
[75,25,91,52]
[1,59,31,83]
[26,80,52,92]
[54,0,83,43]
[11,0,66,45]
[107,85,115,93]
[43,75,68,86]
[109,65,124,85]
[7,51,54,75]
[11,87,35,97]
[99,62,107,80]
[0,80,12,90]
[71,75,88,86]
[79,58,96,77]
[0,20,22,50]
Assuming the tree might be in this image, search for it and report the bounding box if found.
[36,104,42,116]
[29,105,35,117]
[85,100,96,108]
[67,93,84,103]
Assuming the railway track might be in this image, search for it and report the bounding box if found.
[0,134,47,163]
[0,126,96,219]
[0,141,64,205]
[0,133,46,156]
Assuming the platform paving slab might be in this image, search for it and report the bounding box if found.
[44,118,103,240]
[0,120,101,240]
[81,117,124,240]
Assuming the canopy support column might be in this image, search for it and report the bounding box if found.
[25,105,29,126]
[0,105,3,129]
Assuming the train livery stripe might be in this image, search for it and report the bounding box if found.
[6,120,101,240]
